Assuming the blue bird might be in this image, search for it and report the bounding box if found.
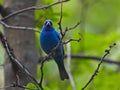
[40,20,69,80]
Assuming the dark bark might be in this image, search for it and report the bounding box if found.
[0,5,10,17]
[3,0,39,90]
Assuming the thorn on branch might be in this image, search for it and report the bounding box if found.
[105,49,110,54]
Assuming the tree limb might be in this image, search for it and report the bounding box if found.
[0,32,39,88]
[81,43,116,90]
[39,54,120,65]
[1,0,70,21]
[0,20,40,32]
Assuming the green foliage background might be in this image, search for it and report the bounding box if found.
[0,0,120,90]
[35,0,120,90]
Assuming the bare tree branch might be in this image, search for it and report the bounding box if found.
[58,0,63,36]
[71,54,120,65]
[39,54,120,65]
[0,20,40,32]
[0,1,71,33]
[81,43,116,90]
[67,21,81,31]
[1,0,70,21]
[39,61,44,90]
[63,38,81,44]
[0,32,39,89]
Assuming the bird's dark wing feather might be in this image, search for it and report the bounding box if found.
[56,31,60,40]
[56,31,65,56]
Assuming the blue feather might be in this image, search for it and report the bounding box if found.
[40,20,69,80]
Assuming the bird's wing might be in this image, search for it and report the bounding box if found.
[62,44,65,56]
[56,31,60,40]
[56,31,65,56]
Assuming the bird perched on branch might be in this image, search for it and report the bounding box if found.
[40,20,69,80]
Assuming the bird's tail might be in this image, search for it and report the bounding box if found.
[57,62,69,80]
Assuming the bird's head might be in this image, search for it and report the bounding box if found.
[44,20,53,27]
[42,20,55,31]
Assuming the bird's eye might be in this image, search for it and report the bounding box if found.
[44,21,47,26]
[50,21,52,26]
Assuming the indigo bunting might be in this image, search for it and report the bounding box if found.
[40,20,69,80]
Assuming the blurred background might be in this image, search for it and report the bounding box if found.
[0,0,120,90]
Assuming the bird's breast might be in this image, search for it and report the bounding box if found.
[40,31,59,54]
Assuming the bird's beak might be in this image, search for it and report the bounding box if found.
[46,22,51,26]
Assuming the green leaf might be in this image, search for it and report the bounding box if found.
[25,83,37,90]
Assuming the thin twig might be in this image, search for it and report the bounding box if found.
[62,21,81,39]
[63,38,81,44]
[1,0,70,21]
[81,43,116,90]
[58,0,63,36]
[67,21,81,31]
[39,61,45,90]
[0,21,40,33]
